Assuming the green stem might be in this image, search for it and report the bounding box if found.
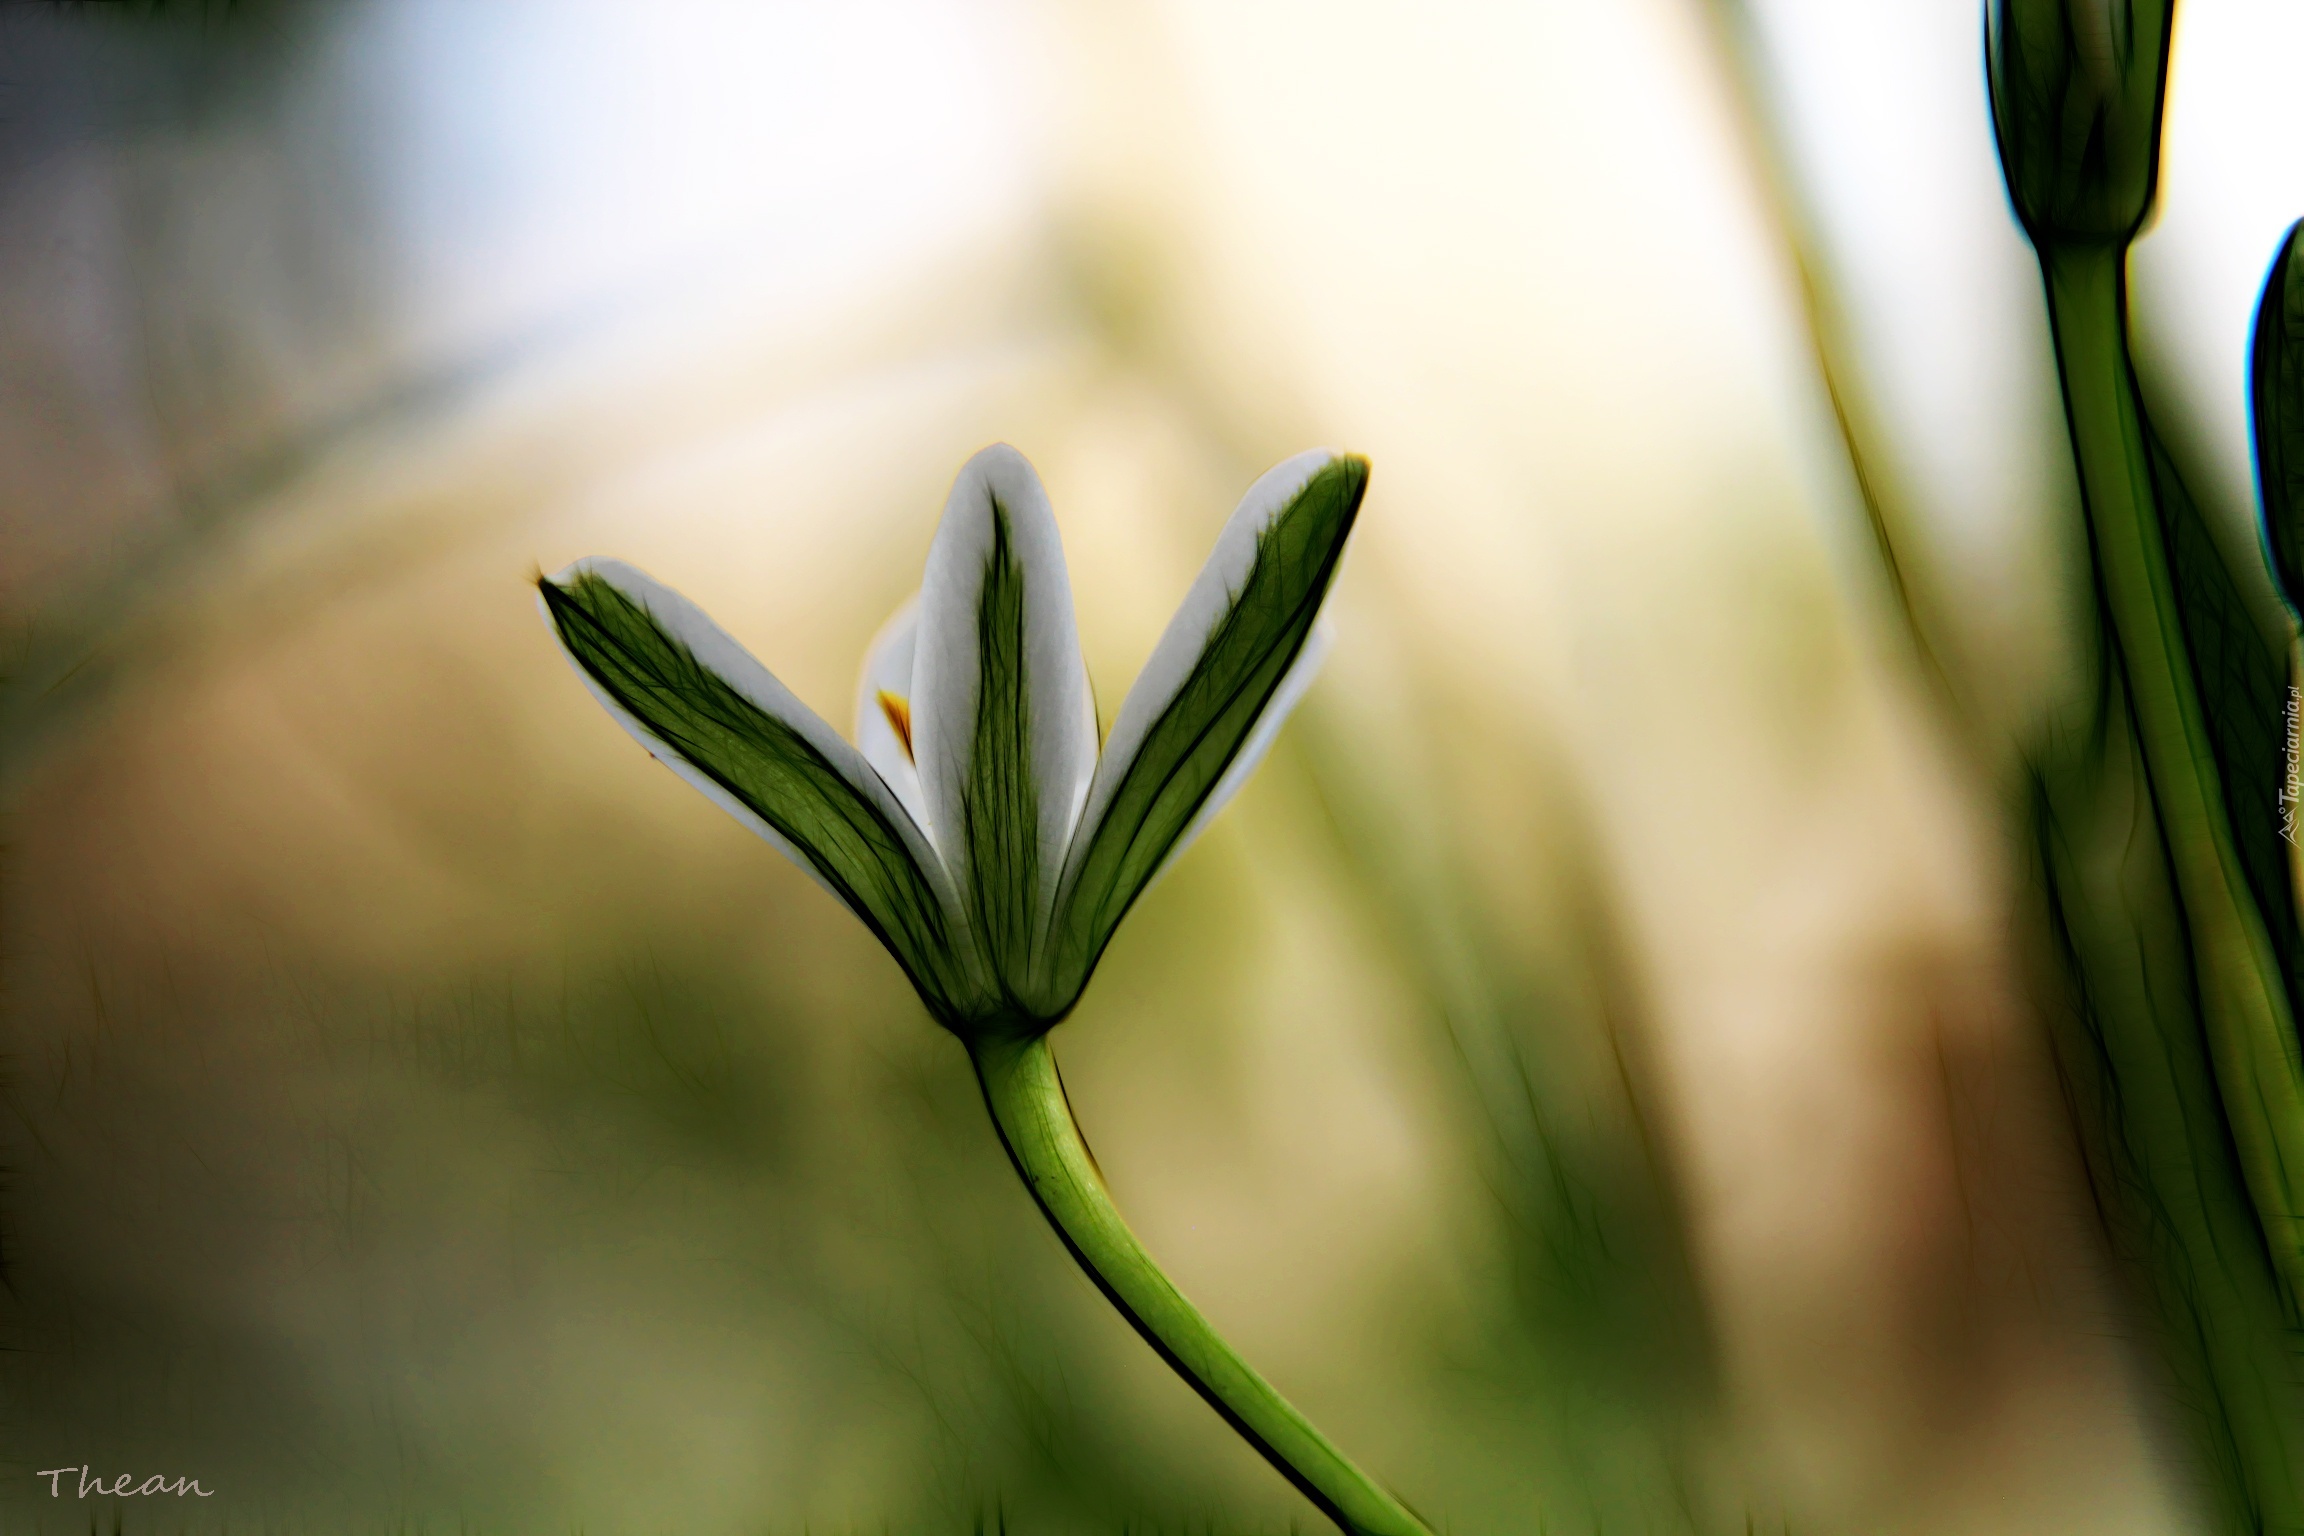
[969,1034,1433,1536]
[2036,707,2304,1529]
[2042,240,2304,1313]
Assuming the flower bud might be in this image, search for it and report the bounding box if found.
[1987,0,2174,244]
[2254,219,2304,613]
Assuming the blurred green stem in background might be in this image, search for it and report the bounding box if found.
[1993,0,2304,1525]
[2032,685,2304,1528]
[2039,241,2304,1314]
[1708,0,2304,1523]
[971,1036,1434,1536]
[1690,0,1978,741]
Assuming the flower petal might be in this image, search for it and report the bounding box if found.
[1049,451,1365,991]
[854,595,932,835]
[1156,618,1332,876]
[539,559,985,1017]
[909,445,1098,983]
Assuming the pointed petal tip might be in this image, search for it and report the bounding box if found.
[539,555,650,600]
[1263,446,1367,490]
[1225,449,1369,542]
[1318,449,1370,490]
[964,441,1032,470]
[1266,447,1339,481]
[536,561,599,625]
[951,444,1054,516]
[1268,447,1362,469]
[537,561,657,650]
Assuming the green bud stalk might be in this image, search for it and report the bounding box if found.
[2037,243,2304,1315]
[1993,3,2304,1526]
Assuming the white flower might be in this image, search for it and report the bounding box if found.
[539,444,1366,1040]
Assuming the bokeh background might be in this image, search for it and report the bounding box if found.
[5,2,2304,1531]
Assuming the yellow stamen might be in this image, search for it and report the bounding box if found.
[878,690,915,762]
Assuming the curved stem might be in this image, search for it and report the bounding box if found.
[969,1033,1432,1536]
[2042,239,2304,1313]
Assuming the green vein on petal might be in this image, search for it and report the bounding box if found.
[962,498,1043,990]
[538,566,968,1016]
[1051,454,1366,997]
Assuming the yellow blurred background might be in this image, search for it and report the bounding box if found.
[7,2,2304,1531]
